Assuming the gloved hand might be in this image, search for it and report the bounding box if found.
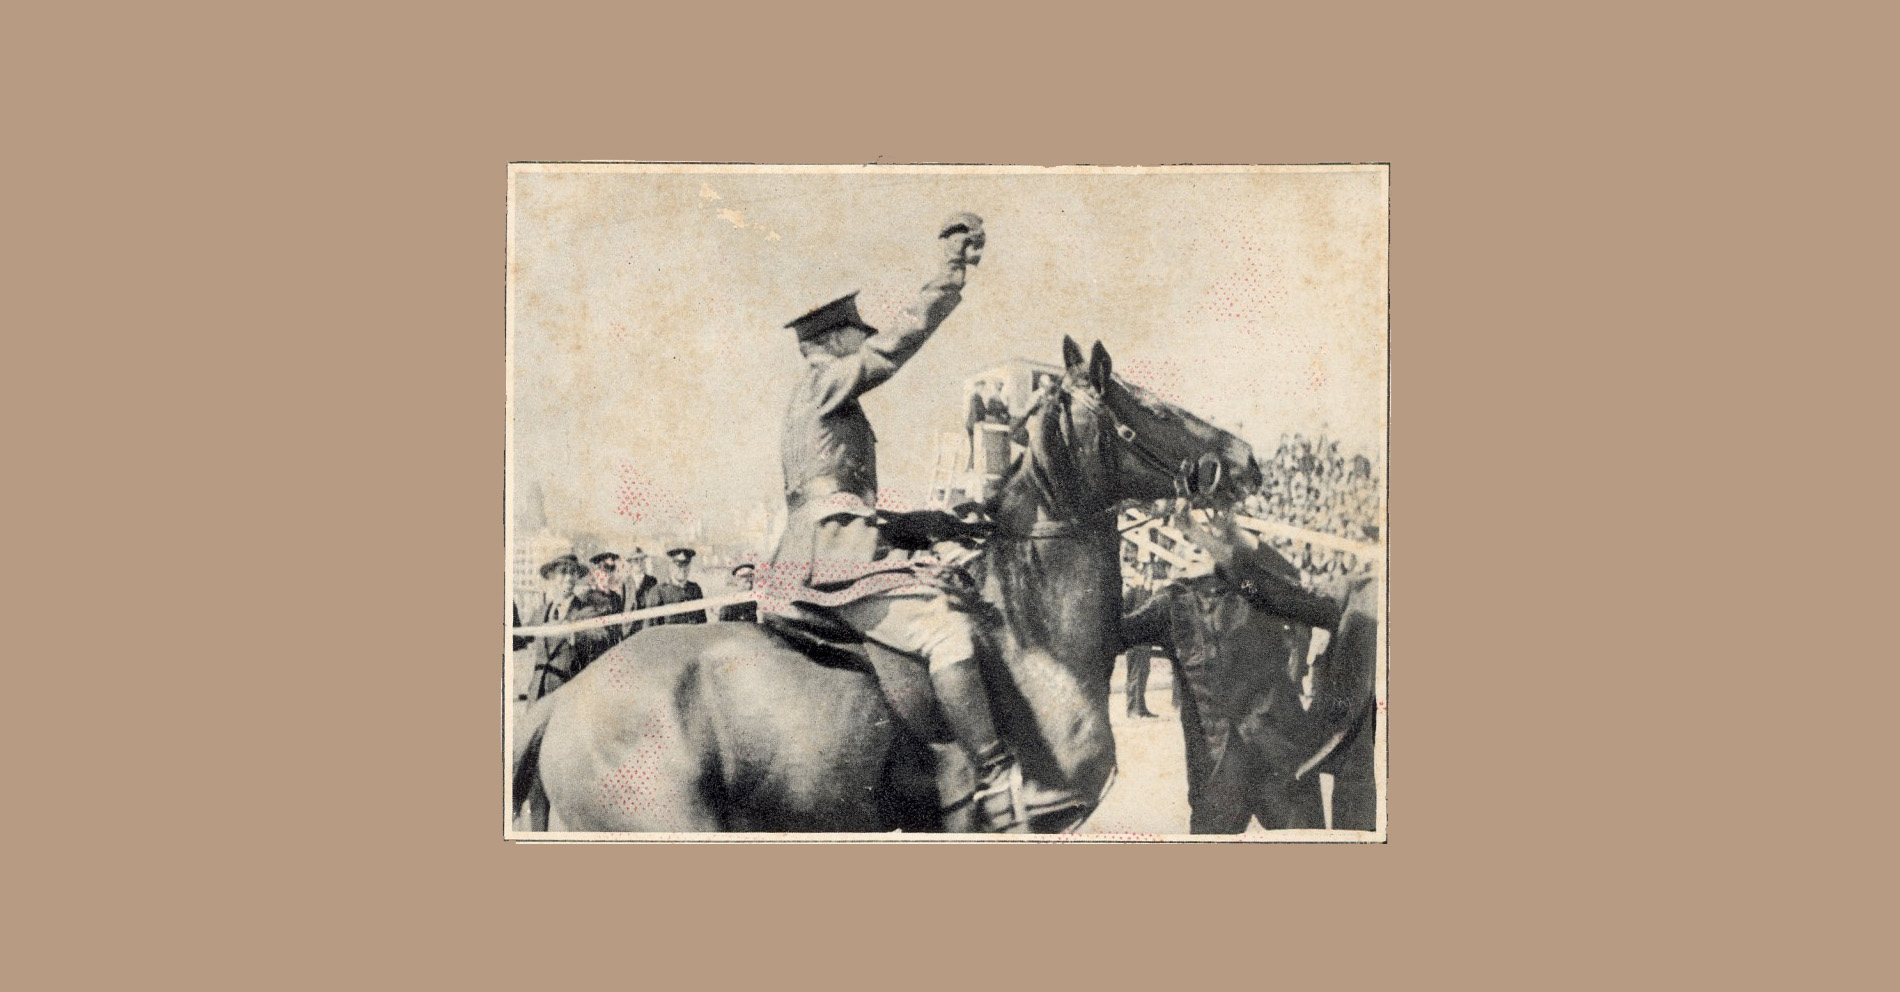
[939,212,985,268]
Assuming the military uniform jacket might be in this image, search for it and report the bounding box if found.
[768,272,964,591]
[645,580,706,624]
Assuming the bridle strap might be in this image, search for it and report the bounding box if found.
[990,376,1217,543]
[1011,504,1124,540]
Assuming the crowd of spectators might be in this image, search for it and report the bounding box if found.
[1244,433,1382,597]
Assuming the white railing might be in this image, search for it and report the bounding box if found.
[512,593,756,638]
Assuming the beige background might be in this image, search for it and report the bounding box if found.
[10,2,1890,989]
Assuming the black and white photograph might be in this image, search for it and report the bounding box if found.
[506,164,1387,840]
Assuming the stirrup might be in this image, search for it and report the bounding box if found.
[973,761,1029,834]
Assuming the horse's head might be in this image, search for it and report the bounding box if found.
[986,337,1262,830]
[1019,336,1260,519]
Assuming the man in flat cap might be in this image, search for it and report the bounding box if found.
[527,555,619,700]
[645,547,707,625]
[761,213,1028,832]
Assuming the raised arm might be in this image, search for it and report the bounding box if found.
[1174,501,1342,631]
[810,214,985,410]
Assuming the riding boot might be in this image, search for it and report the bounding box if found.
[930,657,1027,833]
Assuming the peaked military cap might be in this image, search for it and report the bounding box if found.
[730,562,756,577]
[785,291,877,342]
[666,547,697,563]
[588,552,620,565]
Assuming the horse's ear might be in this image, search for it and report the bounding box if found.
[1061,335,1085,373]
[1089,340,1113,392]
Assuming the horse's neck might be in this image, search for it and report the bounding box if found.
[990,494,1120,674]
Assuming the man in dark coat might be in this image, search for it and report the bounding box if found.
[718,563,759,622]
[982,380,1010,425]
[586,553,627,648]
[965,383,987,469]
[1120,573,1161,719]
[645,547,707,624]
[587,552,626,613]
[615,549,658,637]
[1118,506,1351,832]
[758,213,1026,832]
[526,556,619,701]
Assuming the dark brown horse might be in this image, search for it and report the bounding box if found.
[511,337,1261,833]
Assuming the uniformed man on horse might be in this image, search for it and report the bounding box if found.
[755,213,1026,832]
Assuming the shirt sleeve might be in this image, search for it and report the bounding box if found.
[1235,567,1343,631]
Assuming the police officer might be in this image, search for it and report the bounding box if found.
[718,563,760,623]
[645,548,707,624]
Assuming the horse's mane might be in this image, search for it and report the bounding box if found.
[974,381,1109,650]
[985,383,1093,526]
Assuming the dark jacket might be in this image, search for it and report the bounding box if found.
[1306,575,1379,783]
[645,580,706,624]
[527,591,619,700]
[1120,577,1318,781]
[619,573,657,635]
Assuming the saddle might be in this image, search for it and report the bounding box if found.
[758,606,983,829]
[757,608,954,746]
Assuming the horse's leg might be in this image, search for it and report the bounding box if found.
[511,696,556,832]
[526,777,549,831]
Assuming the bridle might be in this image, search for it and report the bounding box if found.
[992,376,1214,541]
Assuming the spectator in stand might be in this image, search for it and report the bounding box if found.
[983,380,1010,425]
[1243,432,1382,594]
